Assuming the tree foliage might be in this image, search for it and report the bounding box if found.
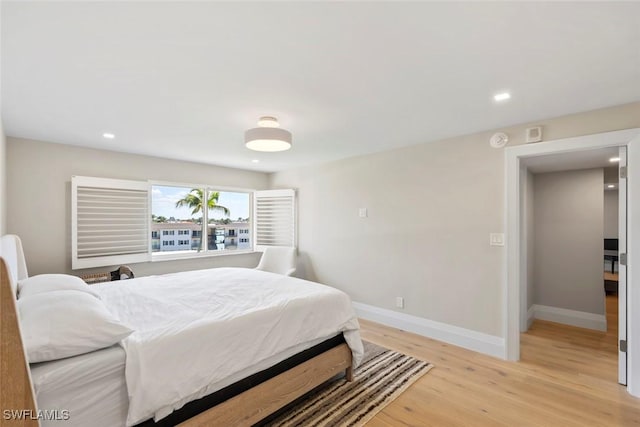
[174,189,230,217]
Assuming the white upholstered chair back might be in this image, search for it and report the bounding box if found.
[255,246,297,277]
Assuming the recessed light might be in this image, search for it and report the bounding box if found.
[251,159,260,163]
[608,184,616,188]
[494,92,511,102]
[609,157,620,163]
[102,133,115,139]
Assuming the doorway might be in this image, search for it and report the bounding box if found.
[518,147,621,383]
[504,128,640,396]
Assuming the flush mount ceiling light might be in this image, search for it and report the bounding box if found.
[245,116,292,152]
[102,132,115,139]
[610,157,621,163]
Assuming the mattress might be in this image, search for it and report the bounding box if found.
[30,345,128,427]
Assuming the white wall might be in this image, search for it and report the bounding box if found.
[270,102,640,339]
[0,118,5,236]
[533,169,604,316]
[0,2,5,236]
[6,138,269,276]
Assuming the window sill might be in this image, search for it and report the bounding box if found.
[151,249,258,263]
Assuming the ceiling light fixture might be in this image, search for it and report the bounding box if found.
[245,116,292,152]
[251,159,260,163]
[494,92,511,102]
[610,157,621,163]
[608,184,616,188]
[102,132,115,139]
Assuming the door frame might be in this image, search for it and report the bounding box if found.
[504,127,640,395]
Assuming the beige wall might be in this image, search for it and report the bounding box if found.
[6,138,269,276]
[270,102,640,337]
[533,169,604,315]
[604,190,619,239]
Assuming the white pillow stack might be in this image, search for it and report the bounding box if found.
[18,273,100,299]
[17,274,133,363]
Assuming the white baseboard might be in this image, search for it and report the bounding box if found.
[527,305,535,330]
[352,301,505,359]
[532,304,607,331]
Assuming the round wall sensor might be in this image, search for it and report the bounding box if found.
[490,132,509,148]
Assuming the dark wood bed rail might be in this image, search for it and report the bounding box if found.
[0,258,38,426]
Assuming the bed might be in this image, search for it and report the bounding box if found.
[0,235,363,426]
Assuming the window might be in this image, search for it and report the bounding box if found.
[72,176,295,267]
[151,185,251,256]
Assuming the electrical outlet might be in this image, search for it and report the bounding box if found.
[395,296,404,309]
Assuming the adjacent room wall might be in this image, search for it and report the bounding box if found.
[524,169,535,329]
[603,166,619,240]
[6,138,269,276]
[533,169,604,319]
[604,190,619,239]
[269,102,640,338]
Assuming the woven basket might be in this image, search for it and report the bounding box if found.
[80,272,110,285]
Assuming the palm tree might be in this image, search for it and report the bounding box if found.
[175,189,230,250]
[174,188,230,217]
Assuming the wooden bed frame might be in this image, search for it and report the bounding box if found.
[0,235,353,427]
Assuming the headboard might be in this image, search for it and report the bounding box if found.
[0,235,38,426]
[0,234,29,290]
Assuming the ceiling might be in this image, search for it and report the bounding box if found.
[3,2,640,173]
[523,146,619,175]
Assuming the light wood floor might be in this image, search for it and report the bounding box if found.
[361,294,640,426]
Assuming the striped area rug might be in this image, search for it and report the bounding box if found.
[261,341,433,427]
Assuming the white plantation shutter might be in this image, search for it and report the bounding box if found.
[72,176,151,269]
[253,189,296,250]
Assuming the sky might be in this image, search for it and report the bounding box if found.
[152,185,250,221]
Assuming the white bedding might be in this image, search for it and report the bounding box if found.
[92,267,363,426]
[30,345,128,427]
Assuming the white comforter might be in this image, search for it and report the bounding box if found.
[92,267,363,426]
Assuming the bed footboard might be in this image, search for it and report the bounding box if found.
[179,342,353,427]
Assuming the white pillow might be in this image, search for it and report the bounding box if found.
[18,274,100,300]
[18,290,133,363]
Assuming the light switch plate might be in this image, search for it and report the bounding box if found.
[490,233,505,246]
[359,208,368,218]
